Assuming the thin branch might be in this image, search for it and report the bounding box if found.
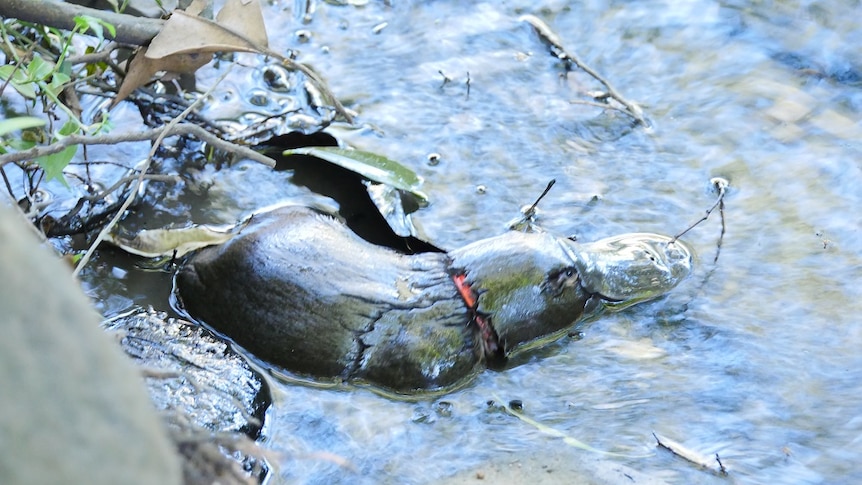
[0,124,276,168]
[521,14,647,126]
[524,179,555,219]
[65,42,119,65]
[671,177,729,243]
[220,28,354,123]
[653,432,728,476]
[569,99,642,118]
[83,173,179,202]
[508,179,556,231]
[0,166,15,203]
[0,0,164,46]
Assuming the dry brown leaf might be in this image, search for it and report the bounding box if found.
[112,46,211,107]
[215,0,268,47]
[146,6,266,60]
[106,221,248,258]
[184,0,210,17]
[112,0,267,106]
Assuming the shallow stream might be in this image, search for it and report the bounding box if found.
[26,1,862,483]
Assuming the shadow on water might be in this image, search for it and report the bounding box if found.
[54,0,862,483]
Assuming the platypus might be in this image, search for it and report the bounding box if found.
[176,205,692,393]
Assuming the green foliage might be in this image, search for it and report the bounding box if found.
[36,120,80,185]
[0,117,45,137]
[0,16,117,187]
[0,54,54,99]
[73,15,117,43]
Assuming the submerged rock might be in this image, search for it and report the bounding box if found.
[106,309,273,484]
[106,309,270,436]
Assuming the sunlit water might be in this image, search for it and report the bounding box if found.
[38,0,862,483]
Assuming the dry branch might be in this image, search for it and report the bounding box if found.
[521,14,648,126]
[0,124,276,168]
[653,432,729,476]
[0,0,164,46]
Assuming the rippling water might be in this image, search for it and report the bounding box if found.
[64,0,862,483]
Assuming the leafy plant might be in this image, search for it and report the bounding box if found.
[0,15,117,186]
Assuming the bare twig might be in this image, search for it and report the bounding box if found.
[438,69,451,86]
[259,50,354,123]
[65,42,119,65]
[715,453,727,475]
[497,395,648,457]
[0,166,15,204]
[521,14,647,126]
[569,99,641,118]
[653,432,729,476]
[508,179,556,231]
[83,174,180,202]
[524,178,556,219]
[72,67,233,278]
[0,124,276,168]
[672,177,729,263]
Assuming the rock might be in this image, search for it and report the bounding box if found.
[0,204,182,485]
[106,309,272,484]
[105,309,270,436]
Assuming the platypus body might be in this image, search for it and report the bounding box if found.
[176,206,692,392]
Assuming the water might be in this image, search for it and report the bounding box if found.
[34,0,862,483]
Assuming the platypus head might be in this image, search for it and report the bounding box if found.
[561,234,693,311]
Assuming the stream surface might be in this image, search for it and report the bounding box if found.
[34,0,862,483]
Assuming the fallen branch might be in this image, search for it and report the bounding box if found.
[521,14,647,126]
[653,432,729,476]
[494,395,649,457]
[0,124,276,168]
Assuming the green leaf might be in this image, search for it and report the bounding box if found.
[0,65,36,98]
[57,119,80,137]
[282,146,428,202]
[37,144,76,186]
[26,54,54,82]
[73,15,116,42]
[0,117,46,137]
[103,19,117,38]
[46,71,71,97]
[74,16,101,40]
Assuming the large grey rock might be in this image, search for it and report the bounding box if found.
[0,204,182,485]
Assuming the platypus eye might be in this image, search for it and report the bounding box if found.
[544,267,579,295]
